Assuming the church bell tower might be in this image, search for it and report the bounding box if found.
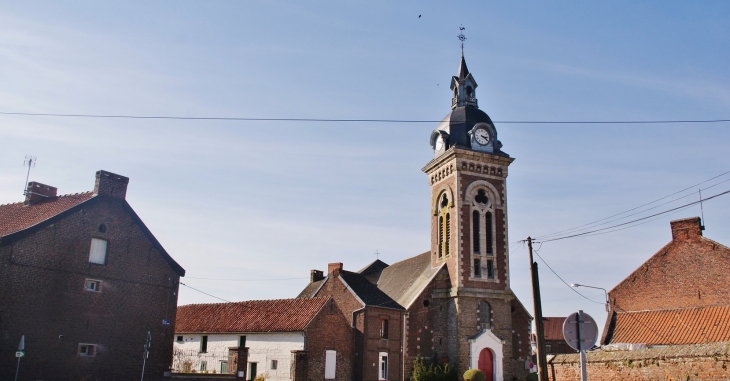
[422,53,520,380]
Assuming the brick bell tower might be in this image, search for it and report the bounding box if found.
[422,54,519,381]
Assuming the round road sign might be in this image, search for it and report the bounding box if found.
[562,311,598,351]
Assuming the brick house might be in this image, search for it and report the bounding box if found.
[530,318,574,355]
[174,297,353,381]
[298,263,405,381]
[0,170,185,381]
[601,217,730,345]
[298,54,533,381]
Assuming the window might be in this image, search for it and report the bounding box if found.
[474,259,481,278]
[546,344,552,353]
[200,335,208,353]
[479,301,491,331]
[379,352,389,380]
[438,216,444,258]
[78,343,97,357]
[438,194,450,259]
[487,260,494,279]
[85,279,102,292]
[249,362,258,381]
[485,212,493,255]
[88,238,108,265]
[239,335,246,348]
[472,211,480,253]
[200,361,207,372]
[98,224,106,233]
[445,213,451,256]
[176,336,183,343]
[220,361,228,374]
[325,350,336,379]
[380,319,389,339]
[271,359,278,370]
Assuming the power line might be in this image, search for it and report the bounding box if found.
[185,276,308,281]
[1,110,730,124]
[537,188,730,243]
[533,169,730,241]
[179,282,231,302]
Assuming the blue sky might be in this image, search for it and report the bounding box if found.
[1,1,729,330]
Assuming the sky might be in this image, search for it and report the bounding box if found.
[1,1,729,334]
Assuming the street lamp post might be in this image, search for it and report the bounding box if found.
[571,283,609,312]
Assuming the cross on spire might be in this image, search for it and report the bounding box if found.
[458,25,466,56]
[375,250,380,260]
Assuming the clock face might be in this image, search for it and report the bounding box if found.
[435,135,444,151]
[474,128,490,145]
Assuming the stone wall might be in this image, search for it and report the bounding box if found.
[547,342,730,381]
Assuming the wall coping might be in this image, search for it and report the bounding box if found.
[549,342,730,364]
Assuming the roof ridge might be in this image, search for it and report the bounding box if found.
[617,304,730,314]
[179,296,329,308]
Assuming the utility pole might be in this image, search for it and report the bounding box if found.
[528,237,549,381]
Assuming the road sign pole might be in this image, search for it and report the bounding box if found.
[577,310,587,381]
[14,335,25,381]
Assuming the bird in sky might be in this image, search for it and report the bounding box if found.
[418,14,421,18]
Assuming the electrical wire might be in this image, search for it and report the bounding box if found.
[533,169,730,241]
[1,110,730,124]
[179,282,231,302]
[185,276,308,281]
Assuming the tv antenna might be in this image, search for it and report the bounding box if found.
[699,188,706,230]
[23,156,37,196]
[458,25,467,55]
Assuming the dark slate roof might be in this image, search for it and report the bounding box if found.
[297,278,326,299]
[339,270,404,310]
[176,297,330,333]
[358,259,389,284]
[377,251,444,309]
[457,55,469,80]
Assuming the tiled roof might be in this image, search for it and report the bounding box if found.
[339,270,404,310]
[543,317,567,341]
[610,305,730,345]
[176,297,330,333]
[377,251,444,309]
[0,192,94,237]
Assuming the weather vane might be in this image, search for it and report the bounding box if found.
[458,25,466,55]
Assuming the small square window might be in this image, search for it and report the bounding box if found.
[85,279,102,292]
[271,359,278,370]
[176,336,184,342]
[78,344,97,357]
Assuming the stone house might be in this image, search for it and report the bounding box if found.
[602,217,730,345]
[174,296,352,381]
[0,170,185,381]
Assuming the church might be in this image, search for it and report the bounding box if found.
[298,54,533,381]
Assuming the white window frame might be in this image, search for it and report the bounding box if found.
[325,350,336,379]
[88,238,108,265]
[379,352,388,380]
[78,343,97,357]
[85,279,102,292]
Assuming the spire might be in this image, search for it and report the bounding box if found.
[457,55,469,80]
[450,54,478,109]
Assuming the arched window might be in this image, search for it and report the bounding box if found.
[478,301,492,330]
[466,86,473,97]
[438,216,444,258]
[445,213,451,257]
[472,211,480,253]
[485,211,493,255]
[438,193,450,259]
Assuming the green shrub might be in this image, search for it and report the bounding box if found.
[411,357,457,381]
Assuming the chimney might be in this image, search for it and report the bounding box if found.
[94,170,129,199]
[310,270,324,283]
[670,217,703,241]
[328,263,343,277]
[24,182,57,205]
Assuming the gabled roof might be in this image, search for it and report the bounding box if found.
[543,317,567,341]
[339,270,403,310]
[377,251,444,309]
[0,192,94,237]
[358,259,389,284]
[0,190,185,276]
[608,305,730,345]
[176,297,330,333]
[297,278,326,299]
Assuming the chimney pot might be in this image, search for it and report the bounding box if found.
[94,170,129,199]
[24,182,57,205]
[327,263,343,277]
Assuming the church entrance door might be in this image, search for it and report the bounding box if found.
[478,348,494,381]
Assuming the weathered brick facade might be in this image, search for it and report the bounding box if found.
[0,170,185,381]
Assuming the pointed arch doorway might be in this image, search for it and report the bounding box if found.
[478,348,494,381]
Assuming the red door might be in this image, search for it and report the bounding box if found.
[478,348,494,381]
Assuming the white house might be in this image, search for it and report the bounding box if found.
[173,297,353,381]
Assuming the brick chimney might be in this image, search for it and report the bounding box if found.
[94,170,129,199]
[328,263,343,277]
[24,182,57,205]
[670,217,703,241]
[310,269,324,283]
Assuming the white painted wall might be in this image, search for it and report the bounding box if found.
[173,332,304,381]
[468,329,504,381]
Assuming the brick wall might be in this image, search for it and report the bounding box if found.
[0,196,181,381]
[304,298,353,381]
[547,342,730,381]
